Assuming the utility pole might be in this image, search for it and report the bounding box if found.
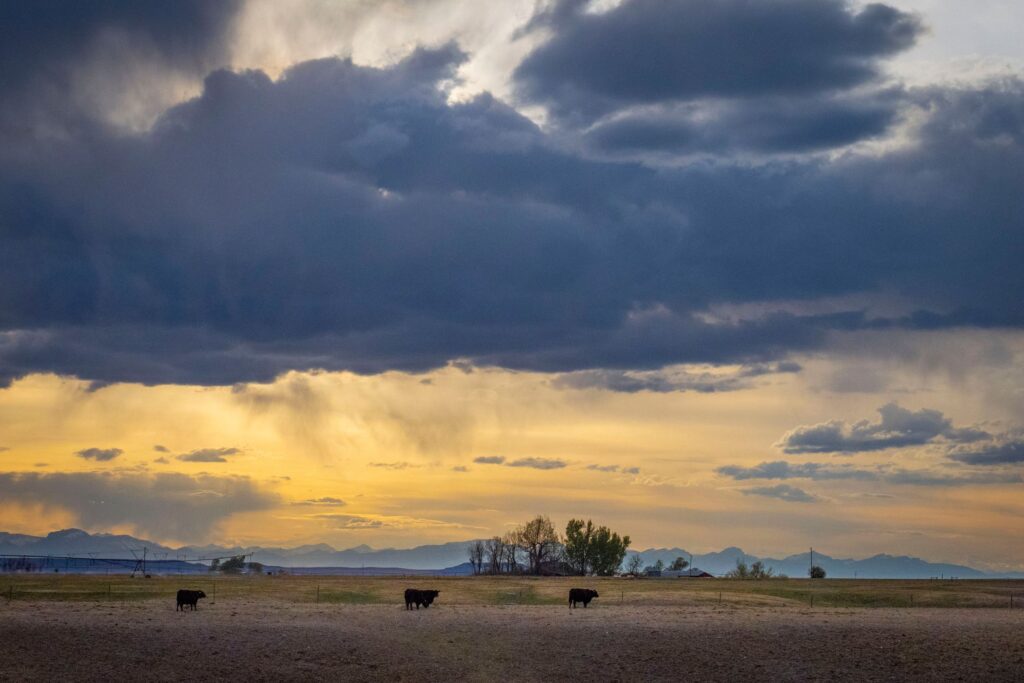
[810,547,814,572]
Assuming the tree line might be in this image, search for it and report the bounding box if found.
[467,515,631,576]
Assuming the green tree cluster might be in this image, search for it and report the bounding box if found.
[563,518,631,576]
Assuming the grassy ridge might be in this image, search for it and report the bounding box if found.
[1,574,1022,609]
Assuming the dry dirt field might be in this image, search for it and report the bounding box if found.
[2,577,1023,681]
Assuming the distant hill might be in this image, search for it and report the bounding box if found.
[625,548,1023,579]
[2,529,1021,578]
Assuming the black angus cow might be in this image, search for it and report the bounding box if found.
[404,588,440,610]
[568,588,599,608]
[176,589,207,611]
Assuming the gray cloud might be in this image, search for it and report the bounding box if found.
[554,362,800,393]
[0,470,278,540]
[368,461,420,470]
[295,496,347,506]
[506,457,567,470]
[586,464,641,474]
[75,447,123,462]
[718,461,877,481]
[316,514,385,529]
[949,438,1024,466]
[474,456,506,465]
[176,447,241,463]
[451,465,469,473]
[585,93,900,156]
[883,469,1022,487]
[777,403,990,454]
[153,444,170,453]
[719,460,1022,487]
[741,484,818,503]
[516,0,920,122]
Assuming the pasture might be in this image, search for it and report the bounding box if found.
[2,575,1023,680]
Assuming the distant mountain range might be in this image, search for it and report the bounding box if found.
[2,529,1022,578]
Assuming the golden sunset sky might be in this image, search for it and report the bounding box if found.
[2,0,1023,570]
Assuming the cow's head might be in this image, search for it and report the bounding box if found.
[589,590,599,598]
[423,590,440,606]
[196,590,207,599]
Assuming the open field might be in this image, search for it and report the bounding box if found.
[2,576,1023,681]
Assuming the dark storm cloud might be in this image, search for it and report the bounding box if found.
[585,93,900,155]
[0,470,278,540]
[515,0,921,121]
[176,447,241,463]
[741,484,818,503]
[75,447,123,462]
[1,24,1023,387]
[778,404,990,454]
[0,0,239,93]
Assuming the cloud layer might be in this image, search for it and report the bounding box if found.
[0,1,1022,388]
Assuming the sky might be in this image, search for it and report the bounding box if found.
[1,0,1023,571]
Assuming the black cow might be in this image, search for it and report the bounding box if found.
[404,588,440,610]
[176,589,207,611]
[569,588,598,608]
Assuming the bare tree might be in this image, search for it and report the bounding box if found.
[517,515,560,575]
[468,540,485,575]
[501,531,520,574]
[485,536,504,575]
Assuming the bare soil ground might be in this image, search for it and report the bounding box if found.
[2,598,1023,681]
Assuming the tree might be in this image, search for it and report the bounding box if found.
[625,554,643,575]
[589,525,630,576]
[644,559,665,574]
[501,531,520,574]
[563,519,631,576]
[563,518,596,576]
[668,556,689,571]
[726,560,749,579]
[516,515,561,575]
[809,565,827,579]
[248,561,264,575]
[218,555,247,574]
[208,558,220,573]
[485,536,505,574]
[468,540,485,575]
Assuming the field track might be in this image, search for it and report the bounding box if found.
[2,576,1023,681]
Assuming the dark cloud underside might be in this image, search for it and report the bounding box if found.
[0,4,1022,387]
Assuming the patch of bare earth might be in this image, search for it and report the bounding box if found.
[1,601,1022,681]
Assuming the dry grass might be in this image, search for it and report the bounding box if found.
[2,574,1023,609]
